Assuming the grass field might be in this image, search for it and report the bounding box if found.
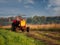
[0,24,60,45]
[0,29,46,45]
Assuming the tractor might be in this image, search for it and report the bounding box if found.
[11,16,29,32]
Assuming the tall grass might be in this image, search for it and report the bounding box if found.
[27,24,60,31]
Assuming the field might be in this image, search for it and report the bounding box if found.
[0,24,60,45]
[27,24,60,30]
[0,29,47,45]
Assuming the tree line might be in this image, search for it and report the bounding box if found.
[26,16,60,24]
[0,16,60,25]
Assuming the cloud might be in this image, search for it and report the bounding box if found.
[0,0,22,3]
[0,8,21,16]
[52,7,60,16]
[49,0,60,6]
[27,0,34,4]
[46,0,60,16]
[23,0,34,9]
[24,5,30,8]
[47,0,60,9]
[0,0,7,3]
[17,0,34,4]
[18,0,22,2]
[24,5,33,8]
[24,0,34,4]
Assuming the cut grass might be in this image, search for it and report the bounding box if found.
[26,31,60,45]
[0,29,46,45]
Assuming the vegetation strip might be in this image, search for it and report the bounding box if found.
[0,30,46,45]
[36,31,60,45]
[0,33,8,45]
[26,31,60,45]
[36,31,60,40]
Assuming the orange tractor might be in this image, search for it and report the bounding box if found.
[11,16,29,32]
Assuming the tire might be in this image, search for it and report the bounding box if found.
[26,27,30,32]
[21,27,24,32]
[11,26,16,31]
[11,23,16,31]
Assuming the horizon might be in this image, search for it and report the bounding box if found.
[0,0,60,17]
[0,15,60,18]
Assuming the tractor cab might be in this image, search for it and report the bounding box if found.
[20,19,26,27]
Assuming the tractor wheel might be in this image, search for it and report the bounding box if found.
[11,26,16,32]
[21,27,25,32]
[26,27,30,32]
[11,23,16,32]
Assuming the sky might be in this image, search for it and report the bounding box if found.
[0,0,60,17]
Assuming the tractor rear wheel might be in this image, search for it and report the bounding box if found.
[26,27,30,32]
